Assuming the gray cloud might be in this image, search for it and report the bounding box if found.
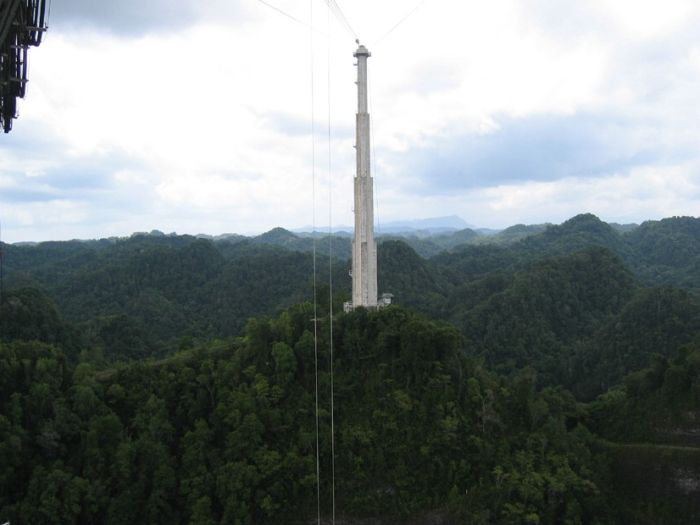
[50,0,246,36]
[408,62,463,95]
[518,0,610,41]
[262,111,311,136]
[262,110,353,140]
[0,146,159,241]
[0,187,58,202]
[0,122,63,158]
[394,112,688,193]
[39,160,123,194]
[0,148,147,204]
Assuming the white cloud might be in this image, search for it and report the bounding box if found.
[379,163,700,229]
[590,0,698,38]
[1,0,699,241]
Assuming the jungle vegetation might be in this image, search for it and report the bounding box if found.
[1,213,700,523]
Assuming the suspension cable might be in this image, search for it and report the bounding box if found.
[310,0,321,522]
[326,2,337,522]
[259,0,309,28]
[374,0,425,46]
[321,0,358,40]
[257,0,327,35]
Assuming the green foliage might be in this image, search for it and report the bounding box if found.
[0,306,612,523]
[454,248,637,389]
[598,442,700,523]
[0,288,80,355]
[4,213,700,369]
[2,214,700,522]
[582,335,700,520]
[589,339,700,444]
[430,214,700,301]
[377,240,446,313]
[625,216,700,289]
[570,286,700,399]
[3,236,350,359]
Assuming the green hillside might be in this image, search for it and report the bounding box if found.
[1,213,700,523]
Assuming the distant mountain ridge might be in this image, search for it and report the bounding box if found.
[2,214,643,250]
[293,215,472,235]
[2,213,698,354]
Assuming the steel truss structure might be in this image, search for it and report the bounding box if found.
[0,0,47,133]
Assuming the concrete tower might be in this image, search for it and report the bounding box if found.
[350,43,378,309]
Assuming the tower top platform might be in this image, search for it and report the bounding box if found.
[353,44,371,58]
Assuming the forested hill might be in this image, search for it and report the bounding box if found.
[431,213,700,290]
[2,214,700,522]
[2,236,351,357]
[2,303,699,522]
[0,307,610,523]
[2,214,698,360]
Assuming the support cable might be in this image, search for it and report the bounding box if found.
[331,0,357,39]
[256,0,326,35]
[259,0,310,28]
[321,0,357,40]
[375,0,425,46]
[326,4,337,524]
[310,0,321,522]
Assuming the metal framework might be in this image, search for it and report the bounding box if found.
[0,0,47,133]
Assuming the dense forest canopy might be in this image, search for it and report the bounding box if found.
[1,213,700,523]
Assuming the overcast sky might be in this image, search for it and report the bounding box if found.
[1,0,699,241]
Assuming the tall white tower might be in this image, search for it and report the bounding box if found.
[350,43,378,309]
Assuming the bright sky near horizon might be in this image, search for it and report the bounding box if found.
[1,0,699,242]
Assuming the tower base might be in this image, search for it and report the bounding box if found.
[343,293,394,313]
